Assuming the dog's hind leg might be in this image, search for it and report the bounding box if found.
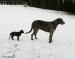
[31,28,36,40]
[31,32,34,40]
[34,29,38,39]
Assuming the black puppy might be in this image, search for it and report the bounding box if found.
[8,30,24,41]
[25,18,65,43]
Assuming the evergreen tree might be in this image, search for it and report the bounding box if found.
[58,0,64,11]
[73,0,75,12]
[63,0,73,12]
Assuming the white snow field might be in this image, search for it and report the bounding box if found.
[0,5,75,59]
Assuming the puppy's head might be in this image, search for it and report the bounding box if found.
[57,18,65,25]
[20,30,24,33]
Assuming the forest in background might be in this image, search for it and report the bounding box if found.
[0,0,75,13]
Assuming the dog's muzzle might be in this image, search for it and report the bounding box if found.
[61,21,65,25]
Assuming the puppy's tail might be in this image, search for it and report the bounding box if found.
[25,26,32,34]
[8,35,10,40]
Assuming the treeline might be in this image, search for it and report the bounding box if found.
[30,0,75,13]
[0,0,25,5]
[0,0,75,13]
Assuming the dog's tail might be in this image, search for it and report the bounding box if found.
[25,26,32,34]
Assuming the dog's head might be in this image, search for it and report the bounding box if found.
[56,18,65,25]
[20,30,24,33]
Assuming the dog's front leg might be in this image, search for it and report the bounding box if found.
[49,30,54,43]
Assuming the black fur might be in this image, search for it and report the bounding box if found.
[8,30,24,41]
[25,18,65,43]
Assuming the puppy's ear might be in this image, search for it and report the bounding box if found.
[20,30,24,33]
[20,30,22,31]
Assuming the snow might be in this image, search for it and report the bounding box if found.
[0,5,75,59]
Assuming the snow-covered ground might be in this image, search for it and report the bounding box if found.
[0,5,75,59]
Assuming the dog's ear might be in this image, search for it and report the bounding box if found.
[57,18,65,24]
[57,18,62,21]
[57,18,63,22]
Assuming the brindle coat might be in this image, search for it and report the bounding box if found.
[25,18,65,43]
[8,30,24,41]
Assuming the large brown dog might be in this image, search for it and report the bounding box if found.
[25,18,65,43]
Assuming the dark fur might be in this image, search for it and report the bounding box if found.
[25,18,65,43]
[8,30,24,41]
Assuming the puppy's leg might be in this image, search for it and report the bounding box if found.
[17,36,19,41]
[11,35,14,40]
